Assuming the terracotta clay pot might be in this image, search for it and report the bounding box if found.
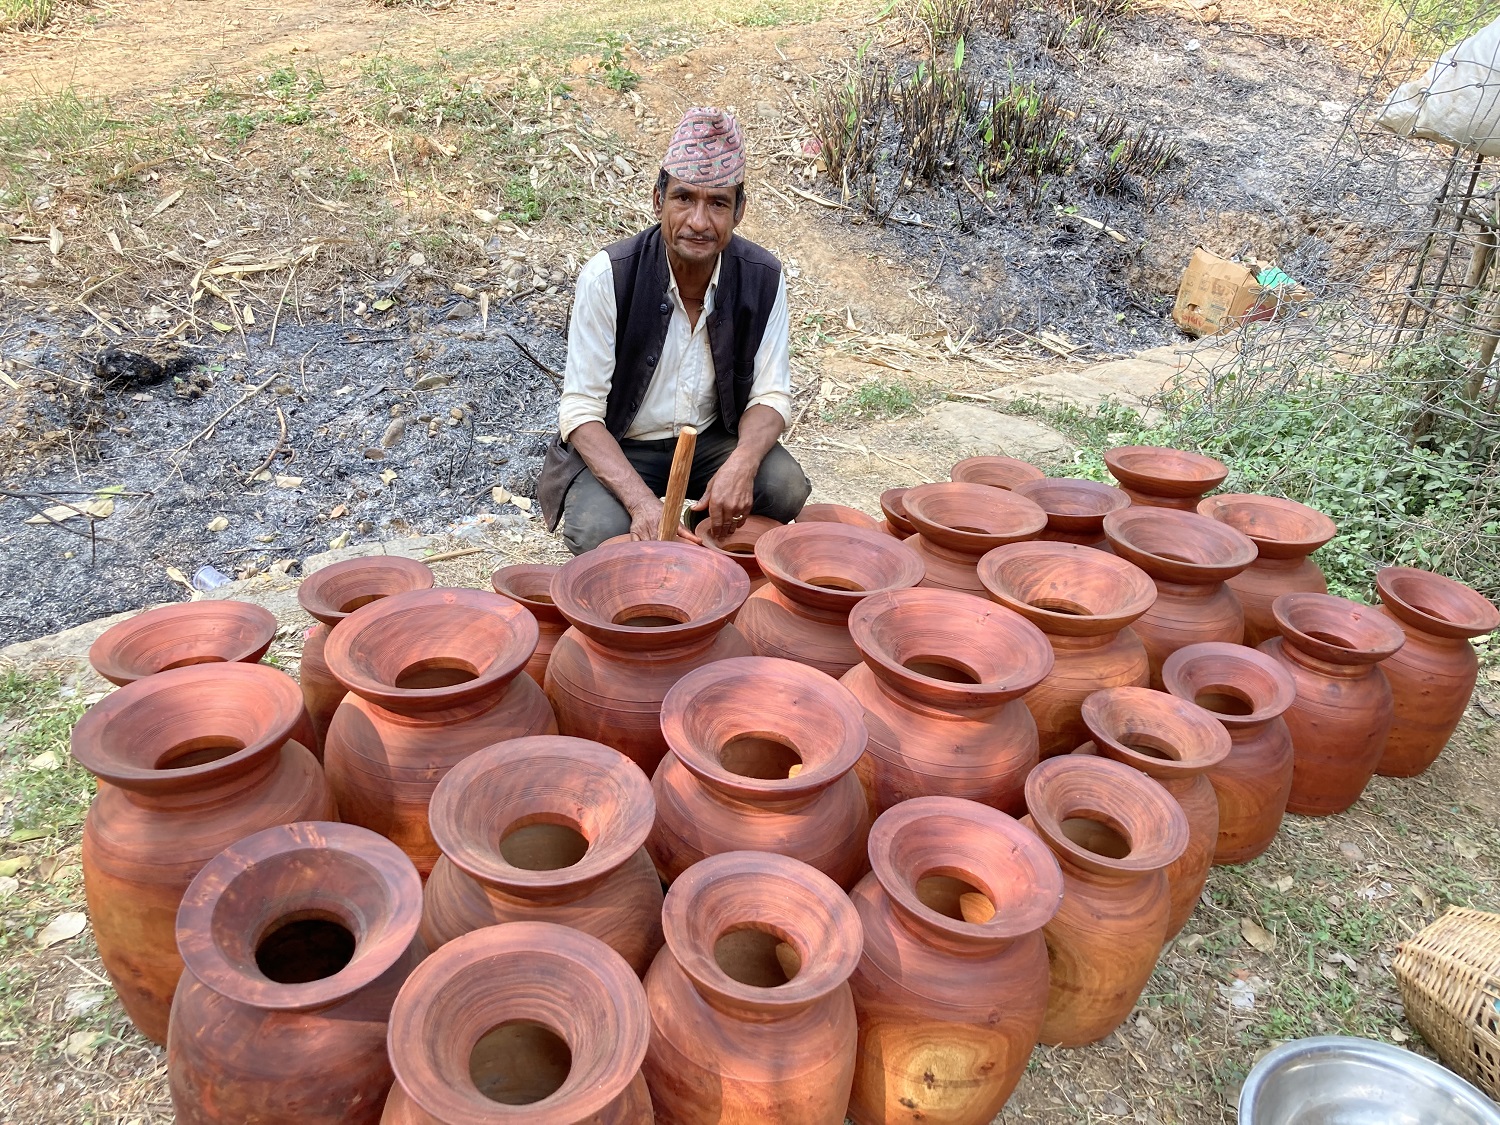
[70,663,335,1044]
[1103,445,1228,510]
[950,455,1045,491]
[902,482,1048,595]
[650,656,872,889]
[840,587,1053,817]
[169,822,424,1124]
[1103,507,1257,687]
[490,563,567,685]
[879,488,915,540]
[545,541,751,776]
[324,589,555,876]
[1374,567,1500,778]
[422,736,664,976]
[700,515,782,593]
[845,797,1063,1125]
[1077,687,1230,940]
[1013,477,1130,547]
[1162,642,1297,865]
[1023,755,1188,1047]
[1260,593,1406,816]
[737,523,925,678]
[796,502,884,531]
[89,601,277,687]
[977,541,1156,758]
[382,922,653,1124]
[1197,493,1337,647]
[642,850,862,1124]
[300,557,436,757]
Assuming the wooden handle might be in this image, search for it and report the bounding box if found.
[658,425,698,541]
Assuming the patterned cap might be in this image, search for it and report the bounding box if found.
[661,107,746,187]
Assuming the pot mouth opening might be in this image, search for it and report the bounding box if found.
[1303,628,1357,651]
[337,593,383,614]
[158,653,225,671]
[394,656,480,690]
[611,603,693,628]
[1060,813,1133,859]
[255,910,357,984]
[902,654,982,684]
[469,1019,572,1106]
[1117,732,1183,762]
[1193,685,1256,716]
[1028,595,1092,616]
[719,733,804,780]
[713,925,801,988]
[498,816,592,871]
[156,735,246,770]
[914,871,995,924]
[806,575,866,591]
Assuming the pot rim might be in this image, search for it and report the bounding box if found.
[976,541,1157,636]
[1013,477,1131,532]
[794,503,884,530]
[1103,445,1228,497]
[1103,507,1258,582]
[903,482,1049,554]
[1375,566,1500,640]
[1271,592,1406,665]
[297,556,435,626]
[1161,642,1296,726]
[950,455,1046,490]
[699,515,782,576]
[754,523,925,612]
[1196,493,1338,559]
[489,563,567,625]
[1024,754,1189,876]
[879,487,916,533]
[1079,686,1232,778]
[88,601,278,687]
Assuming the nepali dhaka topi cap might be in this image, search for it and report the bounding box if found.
[661,106,746,188]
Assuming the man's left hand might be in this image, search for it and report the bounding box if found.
[692,456,756,541]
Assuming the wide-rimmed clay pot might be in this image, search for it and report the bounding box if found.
[902,482,1048,595]
[1260,593,1406,816]
[1374,567,1500,778]
[977,541,1156,758]
[846,797,1063,1125]
[1103,445,1228,510]
[490,564,567,685]
[71,663,335,1044]
[1023,755,1188,1047]
[1162,643,1297,866]
[642,850,862,1124]
[796,503,884,531]
[89,601,277,687]
[169,822,424,1124]
[382,922,653,1123]
[545,541,750,776]
[422,736,664,976]
[1077,687,1230,940]
[737,523,925,678]
[324,588,555,876]
[1013,477,1130,548]
[701,515,782,593]
[950,455,1045,491]
[1197,493,1337,647]
[650,657,872,889]
[300,557,436,757]
[840,587,1053,817]
[879,488,915,540]
[1103,507,1257,687]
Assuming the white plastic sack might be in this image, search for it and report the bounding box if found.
[1378,16,1500,154]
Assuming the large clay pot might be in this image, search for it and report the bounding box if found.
[650,656,872,889]
[1103,507,1257,687]
[879,488,915,540]
[902,482,1047,595]
[489,563,567,686]
[89,600,277,686]
[1023,755,1188,1047]
[1103,445,1228,510]
[701,515,781,593]
[382,922,654,1123]
[796,502,883,531]
[845,797,1063,1125]
[642,850,862,1124]
[324,588,555,876]
[1077,687,1230,940]
[70,663,335,1044]
[300,557,436,757]
[1013,477,1130,547]
[840,587,1053,817]
[169,821,424,1124]
[1162,642,1297,865]
[950,455,1045,490]
[545,541,750,776]
[1260,593,1406,816]
[422,736,664,976]
[1374,567,1500,778]
[1197,493,1337,647]
[737,523,925,678]
[977,541,1156,758]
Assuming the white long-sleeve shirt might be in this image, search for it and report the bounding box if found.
[558,248,793,442]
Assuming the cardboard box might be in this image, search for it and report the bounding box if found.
[1172,248,1308,338]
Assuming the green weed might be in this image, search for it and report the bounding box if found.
[831,378,923,421]
[0,672,91,837]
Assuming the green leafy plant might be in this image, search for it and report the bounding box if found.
[831,378,923,421]
[596,34,640,92]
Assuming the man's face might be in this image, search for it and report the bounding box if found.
[654,174,743,268]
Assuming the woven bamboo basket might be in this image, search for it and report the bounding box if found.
[1393,905,1500,1099]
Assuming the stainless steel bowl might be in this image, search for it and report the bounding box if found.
[1239,1036,1500,1125]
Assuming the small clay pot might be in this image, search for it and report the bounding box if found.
[545,541,751,776]
[977,541,1156,757]
[1103,507,1257,687]
[169,822,424,1124]
[841,587,1053,817]
[1162,642,1297,865]
[950,455,1045,491]
[1013,477,1131,547]
[650,656,872,889]
[701,515,782,593]
[1078,687,1230,940]
[796,502,884,531]
[902,482,1048,595]
[382,922,654,1123]
[846,797,1063,1125]
[1260,593,1406,816]
[878,488,915,540]
[89,601,277,687]
[1197,493,1337,647]
[490,563,567,685]
[1375,567,1500,778]
[1103,445,1228,510]
[1023,755,1188,1047]
[71,663,335,1044]
[422,735,664,976]
[642,851,863,1124]
[737,523,925,678]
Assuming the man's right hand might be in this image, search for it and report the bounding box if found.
[628,497,701,544]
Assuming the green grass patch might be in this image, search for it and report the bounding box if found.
[829,377,926,421]
[0,671,92,838]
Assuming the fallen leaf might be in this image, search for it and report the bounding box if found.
[511,495,534,513]
[241,305,256,325]
[491,486,511,506]
[274,475,304,489]
[37,911,87,948]
[372,298,395,312]
[49,225,63,255]
[148,187,185,218]
[380,469,398,485]
[206,516,229,533]
[63,1030,104,1058]
[107,229,123,255]
[1411,884,1437,911]
[473,208,498,224]
[1454,836,1482,860]
[330,504,348,519]
[85,497,114,518]
[0,876,18,897]
[27,751,60,771]
[211,321,234,333]
[8,827,52,843]
[329,530,352,550]
[24,503,84,525]
[1273,875,1295,893]
[0,856,33,877]
[166,565,193,591]
[1391,1025,1410,1043]
[1241,918,1277,953]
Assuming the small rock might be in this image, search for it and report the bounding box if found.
[363,448,386,461]
[446,301,476,321]
[381,418,408,448]
[1096,1092,1130,1116]
[1338,841,1364,863]
[413,373,452,392]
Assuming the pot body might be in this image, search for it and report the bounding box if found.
[737,586,861,679]
[1029,630,1150,758]
[380,1075,655,1124]
[908,537,986,595]
[1135,580,1244,688]
[300,623,340,760]
[1160,774,1217,938]
[1206,716,1295,864]
[1228,556,1327,648]
[1375,607,1480,778]
[526,618,570,687]
[1119,487,1202,511]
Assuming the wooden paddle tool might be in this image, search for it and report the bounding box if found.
[658,424,698,541]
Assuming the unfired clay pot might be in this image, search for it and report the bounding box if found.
[650,656,872,889]
[1013,477,1130,547]
[89,600,277,687]
[1103,445,1228,510]
[796,503,884,531]
[169,822,424,1124]
[950,455,1045,491]
[490,563,567,685]
[902,482,1048,595]
[846,797,1063,1125]
[700,515,782,593]
[879,488,915,540]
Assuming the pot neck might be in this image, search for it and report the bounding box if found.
[1279,641,1376,677]
[869,669,1003,721]
[580,627,725,662]
[1047,629,1125,652]
[116,750,284,810]
[773,587,854,626]
[1249,554,1310,572]
[360,688,513,727]
[881,885,1020,957]
[1151,577,1224,598]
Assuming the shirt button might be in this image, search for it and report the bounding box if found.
[659,302,670,314]
[646,355,657,368]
